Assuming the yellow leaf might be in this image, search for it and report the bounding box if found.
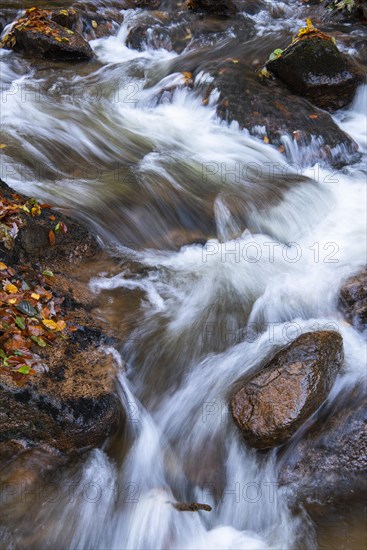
[31,204,41,216]
[92,20,98,29]
[31,293,40,300]
[42,319,58,330]
[5,283,18,294]
[0,144,7,149]
[263,136,270,144]
[0,262,7,270]
[8,298,17,304]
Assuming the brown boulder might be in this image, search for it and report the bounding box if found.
[267,35,365,111]
[2,8,94,61]
[339,268,367,331]
[231,331,344,449]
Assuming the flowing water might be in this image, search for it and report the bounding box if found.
[0,1,366,548]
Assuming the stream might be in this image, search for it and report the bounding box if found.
[0,0,366,548]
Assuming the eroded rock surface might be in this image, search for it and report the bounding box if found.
[231,331,344,449]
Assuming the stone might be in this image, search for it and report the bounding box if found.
[267,36,365,111]
[231,331,344,449]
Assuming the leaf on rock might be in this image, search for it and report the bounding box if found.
[15,316,26,330]
[31,335,46,347]
[16,300,37,316]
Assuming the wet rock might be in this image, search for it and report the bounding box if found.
[267,35,365,111]
[231,331,344,449]
[126,13,190,53]
[0,350,120,452]
[0,441,65,503]
[278,385,367,510]
[339,268,367,331]
[205,59,360,167]
[186,0,238,17]
[2,8,94,61]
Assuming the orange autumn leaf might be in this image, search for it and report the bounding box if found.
[0,262,7,270]
[55,320,66,331]
[48,230,56,246]
[309,114,318,119]
[41,306,50,319]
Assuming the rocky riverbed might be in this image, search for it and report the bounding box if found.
[0,0,366,548]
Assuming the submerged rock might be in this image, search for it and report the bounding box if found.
[186,0,238,17]
[231,331,343,449]
[2,7,94,61]
[278,385,367,510]
[267,34,365,111]
[339,268,367,331]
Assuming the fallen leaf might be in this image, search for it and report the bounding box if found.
[263,136,270,144]
[16,300,37,317]
[15,316,26,330]
[92,20,98,28]
[55,320,66,331]
[48,230,56,246]
[309,114,318,119]
[5,283,18,294]
[31,335,46,347]
[31,292,40,300]
[42,319,57,330]
[0,144,7,149]
[17,365,30,375]
[0,262,8,270]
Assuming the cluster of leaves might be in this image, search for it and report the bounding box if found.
[1,7,75,48]
[0,192,67,250]
[0,262,69,384]
[0,194,44,250]
[292,18,336,45]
